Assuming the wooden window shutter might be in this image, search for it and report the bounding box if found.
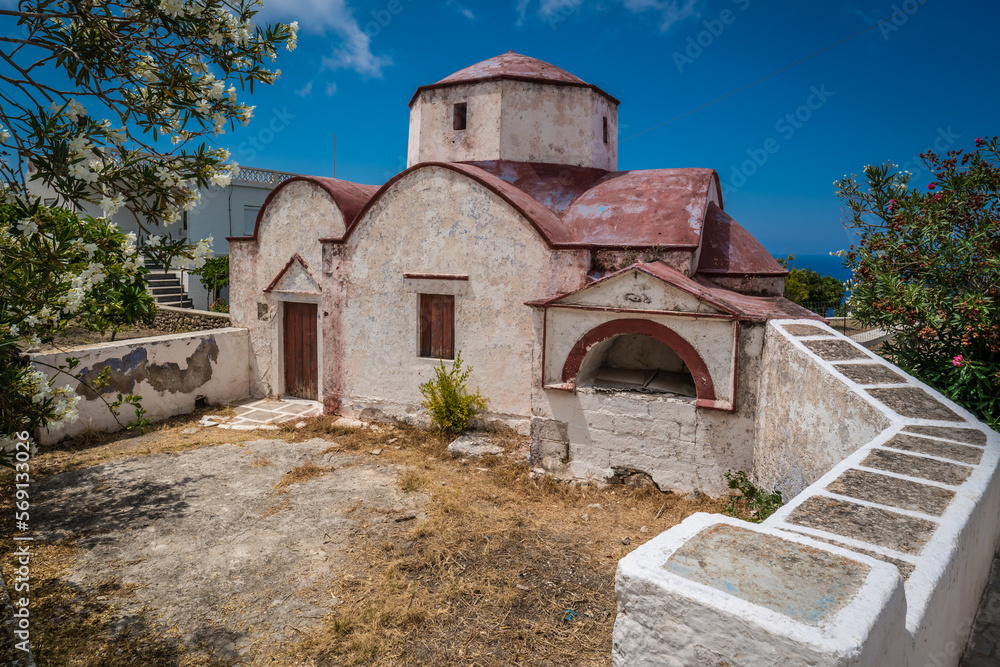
[420,294,455,359]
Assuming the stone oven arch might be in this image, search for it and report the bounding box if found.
[560,319,716,403]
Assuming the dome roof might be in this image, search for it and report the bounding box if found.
[409,51,619,106]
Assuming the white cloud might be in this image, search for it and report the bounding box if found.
[325,82,339,97]
[445,0,476,20]
[620,0,704,31]
[262,0,394,78]
[517,0,705,32]
[294,81,314,97]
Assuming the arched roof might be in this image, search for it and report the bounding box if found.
[409,51,619,107]
[696,203,789,276]
[326,161,722,251]
[244,162,779,287]
[244,176,380,241]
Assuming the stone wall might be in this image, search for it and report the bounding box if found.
[30,328,252,444]
[152,305,231,333]
[613,320,1000,667]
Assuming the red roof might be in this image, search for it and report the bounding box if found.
[409,51,619,107]
[697,203,788,277]
[464,161,716,249]
[244,164,783,284]
[234,176,380,241]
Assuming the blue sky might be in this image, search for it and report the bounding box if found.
[23,0,999,260]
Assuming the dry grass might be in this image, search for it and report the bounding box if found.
[277,422,722,667]
[2,412,726,667]
[273,461,330,491]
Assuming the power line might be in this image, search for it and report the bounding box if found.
[622,0,932,142]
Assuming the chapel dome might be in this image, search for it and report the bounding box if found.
[407,51,619,171]
[409,51,618,106]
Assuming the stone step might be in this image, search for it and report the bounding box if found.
[150,286,183,296]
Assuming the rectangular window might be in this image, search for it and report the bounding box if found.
[419,294,455,359]
[44,198,56,206]
[244,205,260,236]
[453,103,468,131]
[603,116,609,144]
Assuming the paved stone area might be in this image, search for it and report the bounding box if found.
[199,397,322,430]
[962,549,1000,666]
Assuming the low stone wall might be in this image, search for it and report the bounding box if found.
[30,328,251,444]
[152,305,231,333]
[614,320,1000,667]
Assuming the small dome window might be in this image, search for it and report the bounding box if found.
[453,102,467,131]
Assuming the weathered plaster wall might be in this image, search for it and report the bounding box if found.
[407,81,503,167]
[229,180,344,399]
[408,80,618,170]
[335,165,588,428]
[532,323,762,495]
[754,322,890,498]
[498,80,618,170]
[30,328,251,444]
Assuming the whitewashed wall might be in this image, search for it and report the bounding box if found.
[30,328,251,444]
[409,79,618,170]
[333,165,588,429]
[229,179,345,401]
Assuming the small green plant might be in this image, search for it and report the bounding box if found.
[722,470,782,523]
[419,351,487,435]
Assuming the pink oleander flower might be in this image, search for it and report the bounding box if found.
[953,355,964,367]
[928,182,937,190]
[888,199,895,211]
[935,193,942,200]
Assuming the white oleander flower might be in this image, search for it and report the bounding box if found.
[159,0,185,17]
[16,219,38,235]
[101,194,124,216]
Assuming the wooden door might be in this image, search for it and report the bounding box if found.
[283,302,318,400]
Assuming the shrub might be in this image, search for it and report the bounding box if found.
[777,254,846,306]
[836,137,1000,430]
[209,298,230,313]
[419,352,487,435]
[196,255,230,308]
[722,470,782,523]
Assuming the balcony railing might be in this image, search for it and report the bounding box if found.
[232,166,297,188]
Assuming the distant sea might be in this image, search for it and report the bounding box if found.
[780,254,852,282]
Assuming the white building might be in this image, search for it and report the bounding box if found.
[26,162,300,309]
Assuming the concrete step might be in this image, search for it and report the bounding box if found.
[150,286,183,296]
[157,298,194,309]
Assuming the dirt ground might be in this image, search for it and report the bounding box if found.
[0,413,726,666]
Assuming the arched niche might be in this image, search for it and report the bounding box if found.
[561,319,716,402]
